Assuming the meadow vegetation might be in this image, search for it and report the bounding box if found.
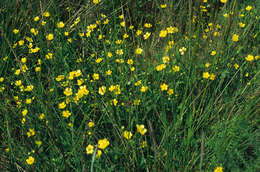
[0,0,259,171]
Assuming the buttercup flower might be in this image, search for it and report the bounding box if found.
[26,156,35,165]
[214,166,223,172]
[232,34,239,42]
[57,21,65,28]
[160,83,168,91]
[93,0,100,4]
[203,72,210,79]
[159,30,167,37]
[62,110,71,118]
[86,144,94,154]
[136,124,147,135]
[123,131,133,139]
[13,29,19,34]
[98,138,110,149]
[135,48,143,55]
[46,33,54,41]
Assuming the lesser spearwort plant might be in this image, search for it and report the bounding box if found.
[0,0,259,171]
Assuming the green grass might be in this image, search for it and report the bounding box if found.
[0,0,259,171]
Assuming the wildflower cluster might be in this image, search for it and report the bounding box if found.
[1,0,259,171]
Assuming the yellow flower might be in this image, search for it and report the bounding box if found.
[111,99,118,106]
[103,18,109,24]
[143,32,151,40]
[116,59,124,63]
[173,65,180,72]
[24,85,34,91]
[135,48,143,55]
[220,0,227,3]
[18,40,24,46]
[25,98,32,104]
[59,102,66,109]
[210,73,215,80]
[205,63,211,68]
[211,51,216,56]
[43,11,50,17]
[115,40,122,44]
[203,72,210,79]
[136,29,142,36]
[21,57,27,63]
[140,86,148,92]
[35,140,42,146]
[116,49,123,55]
[234,63,239,69]
[26,156,35,165]
[96,58,103,63]
[232,34,239,42]
[214,166,223,172]
[159,30,168,37]
[86,144,94,154]
[57,21,65,28]
[179,47,187,55]
[144,23,152,28]
[134,99,141,105]
[56,75,65,82]
[15,80,22,86]
[156,64,166,71]
[245,54,254,62]
[15,69,21,75]
[160,4,167,8]
[45,53,53,60]
[162,56,170,63]
[141,141,147,148]
[67,38,72,43]
[88,121,95,128]
[13,29,19,34]
[98,86,106,95]
[34,16,40,22]
[62,110,71,118]
[93,0,100,4]
[109,85,115,91]
[167,26,178,34]
[167,88,174,95]
[93,73,99,80]
[39,113,45,120]
[0,77,4,82]
[119,14,124,19]
[160,83,168,91]
[64,88,73,96]
[106,70,112,75]
[238,22,245,28]
[21,118,26,124]
[64,32,69,36]
[135,80,142,86]
[223,13,229,18]
[22,109,28,116]
[46,33,54,41]
[123,131,133,139]
[136,124,147,135]
[127,59,133,65]
[107,52,113,57]
[120,21,125,27]
[98,138,110,150]
[96,150,102,158]
[245,5,252,11]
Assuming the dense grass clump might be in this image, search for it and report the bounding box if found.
[0,0,259,171]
